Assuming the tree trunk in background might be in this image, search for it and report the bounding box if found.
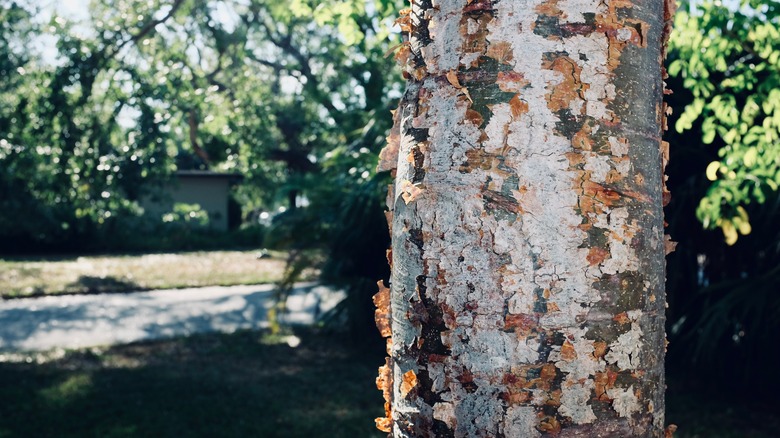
[375,0,672,436]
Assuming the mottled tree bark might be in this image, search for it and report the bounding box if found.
[375,0,673,436]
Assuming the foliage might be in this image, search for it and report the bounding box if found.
[669,0,780,244]
[0,0,404,253]
[242,0,402,340]
[665,0,780,390]
[162,203,210,228]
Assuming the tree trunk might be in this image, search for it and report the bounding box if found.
[375,0,673,436]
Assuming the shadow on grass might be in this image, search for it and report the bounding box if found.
[1,328,777,438]
[64,275,145,295]
[2,276,146,300]
[666,373,780,438]
[0,329,386,438]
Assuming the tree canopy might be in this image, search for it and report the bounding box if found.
[0,0,405,251]
[664,0,780,390]
[669,0,780,244]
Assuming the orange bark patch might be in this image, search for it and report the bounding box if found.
[384,211,393,236]
[377,109,401,173]
[446,70,473,103]
[460,149,493,173]
[375,358,393,432]
[613,312,631,325]
[560,340,578,361]
[594,369,618,401]
[565,152,585,167]
[400,370,418,399]
[496,71,529,93]
[446,70,462,89]
[661,141,670,171]
[373,280,392,338]
[504,313,538,335]
[509,95,529,118]
[538,416,562,434]
[504,389,532,404]
[375,417,392,434]
[664,234,677,255]
[541,363,558,382]
[587,247,610,266]
[394,42,413,68]
[572,123,594,151]
[394,8,412,32]
[535,0,563,17]
[593,341,608,359]
[583,181,621,206]
[605,169,624,184]
[466,108,484,127]
[542,53,589,113]
[486,41,514,65]
[595,0,649,70]
[400,180,424,204]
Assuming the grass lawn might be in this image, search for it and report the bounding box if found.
[0,328,777,438]
[0,251,314,299]
[0,329,386,438]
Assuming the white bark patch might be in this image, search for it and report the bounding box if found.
[559,378,597,424]
[617,28,634,42]
[558,0,607,21]
[584,154,611,183]
[421,0,467,73]
[502,406,541,438]
[607,385,641,418]
[605,321,643,370]
[550,328,605,380]
[507,288,536,314]
[608,136,630,156]
[433,401,458,428]
[393,117,420,203]
[428,361,447,393]
[451,329,540,371]
[568,34,612,120]
[597,207,640,275]
[613,156,632,177]
[484,103,512,154]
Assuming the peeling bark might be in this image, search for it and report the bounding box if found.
[376,1,671,436]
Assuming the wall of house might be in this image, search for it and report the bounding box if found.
[142,175,232,232]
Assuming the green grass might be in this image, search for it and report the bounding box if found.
[0,329,385,438]
[0,329,776,438]
[0,250,315,299]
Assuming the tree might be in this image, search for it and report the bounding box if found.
[375,1,673,436]
[669,0,780,245]
[663,0,780,393]
[0,0,405,252]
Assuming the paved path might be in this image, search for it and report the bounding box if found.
[0,283,343,352]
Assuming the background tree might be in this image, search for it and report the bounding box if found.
[0,0,405,253]
[664,0,780,392]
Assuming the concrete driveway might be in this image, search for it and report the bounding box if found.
[0,283,343,352]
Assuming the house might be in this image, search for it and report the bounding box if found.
[141,170,243,232]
